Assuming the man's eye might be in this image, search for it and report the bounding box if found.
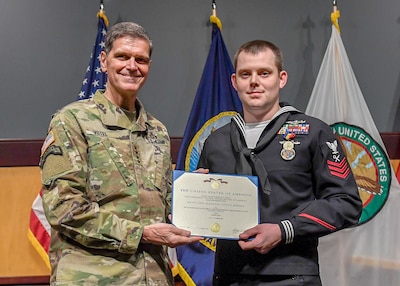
[261,71,269,76]
[240,73,250,78]
[136,58,150,64]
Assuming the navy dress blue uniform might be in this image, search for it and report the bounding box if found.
[197,104,362,285]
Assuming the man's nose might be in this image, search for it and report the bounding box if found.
[127,57,138,69]
[250,73,259,85]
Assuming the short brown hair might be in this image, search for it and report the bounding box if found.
[233,40,283,72]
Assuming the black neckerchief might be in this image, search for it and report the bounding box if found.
[230,105,299,195]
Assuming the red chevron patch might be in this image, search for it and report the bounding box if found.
[327,158,350,179]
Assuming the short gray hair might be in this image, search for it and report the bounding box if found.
[104,22,153,56]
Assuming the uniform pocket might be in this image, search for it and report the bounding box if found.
[87,138,135,202]
[56,251,145,285]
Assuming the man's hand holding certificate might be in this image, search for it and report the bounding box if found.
[172,170,259,239]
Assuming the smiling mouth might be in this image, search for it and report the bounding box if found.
[121,73,141,82]
[121,73,137,77]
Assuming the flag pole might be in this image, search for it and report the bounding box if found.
[210,0,222,30]
[212,0,216,15]
[331,0,340,33]
[97,0,109,27]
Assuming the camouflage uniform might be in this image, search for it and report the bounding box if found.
[40,90,173,285]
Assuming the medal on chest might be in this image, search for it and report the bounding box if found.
[280,140,296,160]
[278,121,309,161]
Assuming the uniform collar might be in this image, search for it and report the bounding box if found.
[93,90,149,132]
[233,103,300,137]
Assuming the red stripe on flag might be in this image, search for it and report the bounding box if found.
[29,208,50,253]
[27,191,51,269]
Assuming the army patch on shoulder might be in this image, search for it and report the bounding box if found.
[41,131,55,155]
[39,145,63,169]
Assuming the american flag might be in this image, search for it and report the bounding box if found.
[27,10,109,269]
[78,10,108,100]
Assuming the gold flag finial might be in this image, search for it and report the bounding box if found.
[331,0,340,33]
[97,0,109,27]
[210,0,222,31]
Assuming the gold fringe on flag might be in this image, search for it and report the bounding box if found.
[210,0,222,31]
[210,15,222,31]
[97,8,109,27]
[331,4,340,33]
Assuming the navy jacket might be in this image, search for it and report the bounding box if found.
[197,107,362,276]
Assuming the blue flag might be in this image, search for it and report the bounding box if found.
[175,23,242,172]
[173,21,242,286]
[78,11,108,100]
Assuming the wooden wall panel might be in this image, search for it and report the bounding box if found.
[0,134,398,284]
[0,167,50,278]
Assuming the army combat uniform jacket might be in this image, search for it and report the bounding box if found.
[40,90,173,285]
[197,104,362,278]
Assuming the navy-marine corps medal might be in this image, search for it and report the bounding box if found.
[281,146,296,161]
[280,132,298,161]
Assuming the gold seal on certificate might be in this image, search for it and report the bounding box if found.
[210,223,221,233]
[172,170,259,239]
[211,181,220,189]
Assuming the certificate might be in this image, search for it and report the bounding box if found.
[172,170,259,239]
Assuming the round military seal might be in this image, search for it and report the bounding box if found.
[331,122,391,225]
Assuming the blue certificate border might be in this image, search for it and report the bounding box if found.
[172,170,260,239]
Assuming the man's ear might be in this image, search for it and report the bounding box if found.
[231,73,238,91]
[100,51,107,73]
[279,70,288,88]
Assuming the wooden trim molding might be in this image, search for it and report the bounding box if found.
[0,137,184,167]
[380,132,400,160]
[0,139,44,167]
[0,275,49,285]
[0,133,399,168]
